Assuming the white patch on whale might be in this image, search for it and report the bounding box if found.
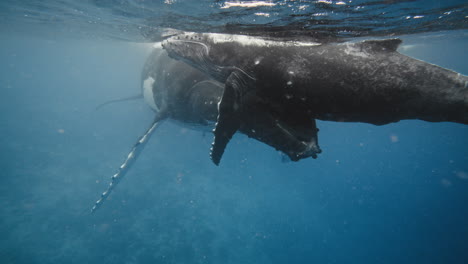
[143,76,159,111]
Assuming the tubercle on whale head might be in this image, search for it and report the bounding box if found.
[161,33,230,82]
[161,33,211,67]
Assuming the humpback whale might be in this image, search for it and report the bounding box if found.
[92,44,321,212]
[162,32,468,165]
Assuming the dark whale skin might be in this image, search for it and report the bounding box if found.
[162,33,468,164]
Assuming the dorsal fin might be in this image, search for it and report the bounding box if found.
[359,38,402,52]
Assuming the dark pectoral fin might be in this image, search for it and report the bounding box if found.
[274,117,321,161]
[210,116,239,165]
[210,72,250,165]
[241,109,321,162]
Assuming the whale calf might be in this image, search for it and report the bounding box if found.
[162,32,468,165]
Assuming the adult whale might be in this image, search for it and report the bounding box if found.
[162,32,468,165]
[91,44,320,212]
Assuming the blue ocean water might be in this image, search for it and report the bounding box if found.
[1,1,468,264]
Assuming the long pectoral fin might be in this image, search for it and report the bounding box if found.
[91,111,168,213]
[210,72,252,165]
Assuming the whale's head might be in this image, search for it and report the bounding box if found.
[162,33,210,61]
[162,33,225,80]
[162,32,262,82]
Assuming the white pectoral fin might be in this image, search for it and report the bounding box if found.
[91,111,168,213]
